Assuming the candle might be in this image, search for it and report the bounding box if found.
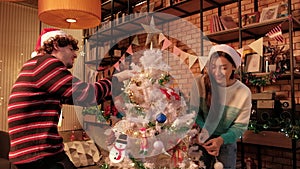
[265,60,269,72]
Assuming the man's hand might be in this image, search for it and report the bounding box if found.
[202,136,224,156]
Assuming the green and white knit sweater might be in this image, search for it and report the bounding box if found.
[193,74,252,144]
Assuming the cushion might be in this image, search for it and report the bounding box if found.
[64,140,101,167]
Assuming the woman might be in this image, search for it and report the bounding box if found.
[194,44,252,168]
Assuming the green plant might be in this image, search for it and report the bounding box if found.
[82,106,100,115]
[243,70,285,87]
[248,118,300,140]
[82,106,108,122]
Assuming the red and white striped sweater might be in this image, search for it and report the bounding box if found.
[8,54,111,164]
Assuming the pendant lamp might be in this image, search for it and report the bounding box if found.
[0,0,25,1]
[38,0,101,29]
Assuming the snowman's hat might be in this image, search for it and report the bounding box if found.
[116,134,127,144]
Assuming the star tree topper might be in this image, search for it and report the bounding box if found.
[141,16,161,46]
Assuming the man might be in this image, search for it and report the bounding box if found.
[7,28,112,169]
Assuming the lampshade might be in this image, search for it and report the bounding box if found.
[38,0,101,29]
[0,0,25,1]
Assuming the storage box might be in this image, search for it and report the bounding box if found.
[257,100,274,109]
[252,92,274,100]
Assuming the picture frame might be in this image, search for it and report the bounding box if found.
[245,53,263,73]
[247,12,260,25]
[277,3,288,18]
[259,5,279,23]
[242,12,260,26]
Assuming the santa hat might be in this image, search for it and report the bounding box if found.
[31,28,66,58]
[208,44,241,68]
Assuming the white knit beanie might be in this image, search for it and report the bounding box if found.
[208,44,241,68]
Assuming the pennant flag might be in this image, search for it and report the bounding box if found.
[179,52,189,64]
[189,54,198,68]
[248,37,263,56]
[158,33,166,44]
[173,46,182,56]
[120,54,126,64]
[236,47,244,57]
[198,56,209,71]
[126,45,133,55]
[109,67,115,76]
[132,35,140,46]
[114,61,120,71]
[58,111,63,127]
[266,25,284,43]
[161,38,172,50]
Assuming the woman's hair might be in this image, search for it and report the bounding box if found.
[38,35,79,54]
[209,51,237,79]
[203,51,237,108]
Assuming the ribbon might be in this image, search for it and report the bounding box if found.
[170,141,187,167]
[160,88,180,100]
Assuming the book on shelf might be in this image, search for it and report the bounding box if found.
[220,16,238,30]
[210,15,215,33]
[210,14,226,33]
[216,15,225,31]
[210,14,218,32]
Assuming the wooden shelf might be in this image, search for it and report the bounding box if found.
[101,0,145,19]
[156,0,237,18]
[85,56,121,67]
[240,130,293,149]
[206,16,300,44]
[242,16,300,37]
[206,27,242,44]
[91,0,240,43]
[248,71,300,80]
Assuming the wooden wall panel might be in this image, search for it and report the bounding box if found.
[0,2,84,132]
[0,2,39,132]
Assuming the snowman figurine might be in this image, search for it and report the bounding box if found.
[109,134,128,163]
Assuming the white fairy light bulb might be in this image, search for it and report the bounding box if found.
[153,140,164,151]
[214,157,224,169]
[153,140,171,156]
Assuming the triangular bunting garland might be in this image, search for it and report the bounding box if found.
[110,67,115,75]
[173,46,182,56]
[126,45,133,55]
[120,55,126,64]
[161,38,172,50]
[158,33,166,44]
[198,56,209,71]
[248,37,263,56]
[179,52,189,64]
[188,54,198,69]
[58,111,63,127]
[114,61,120,71]
[236,48,244,57]
[132,35,140,46]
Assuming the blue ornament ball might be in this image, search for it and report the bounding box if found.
[156,113,167,123]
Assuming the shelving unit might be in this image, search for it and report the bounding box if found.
[207,15,300,44]
[83,0,300,168]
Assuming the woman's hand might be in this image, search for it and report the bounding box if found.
[202,136,224,156]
